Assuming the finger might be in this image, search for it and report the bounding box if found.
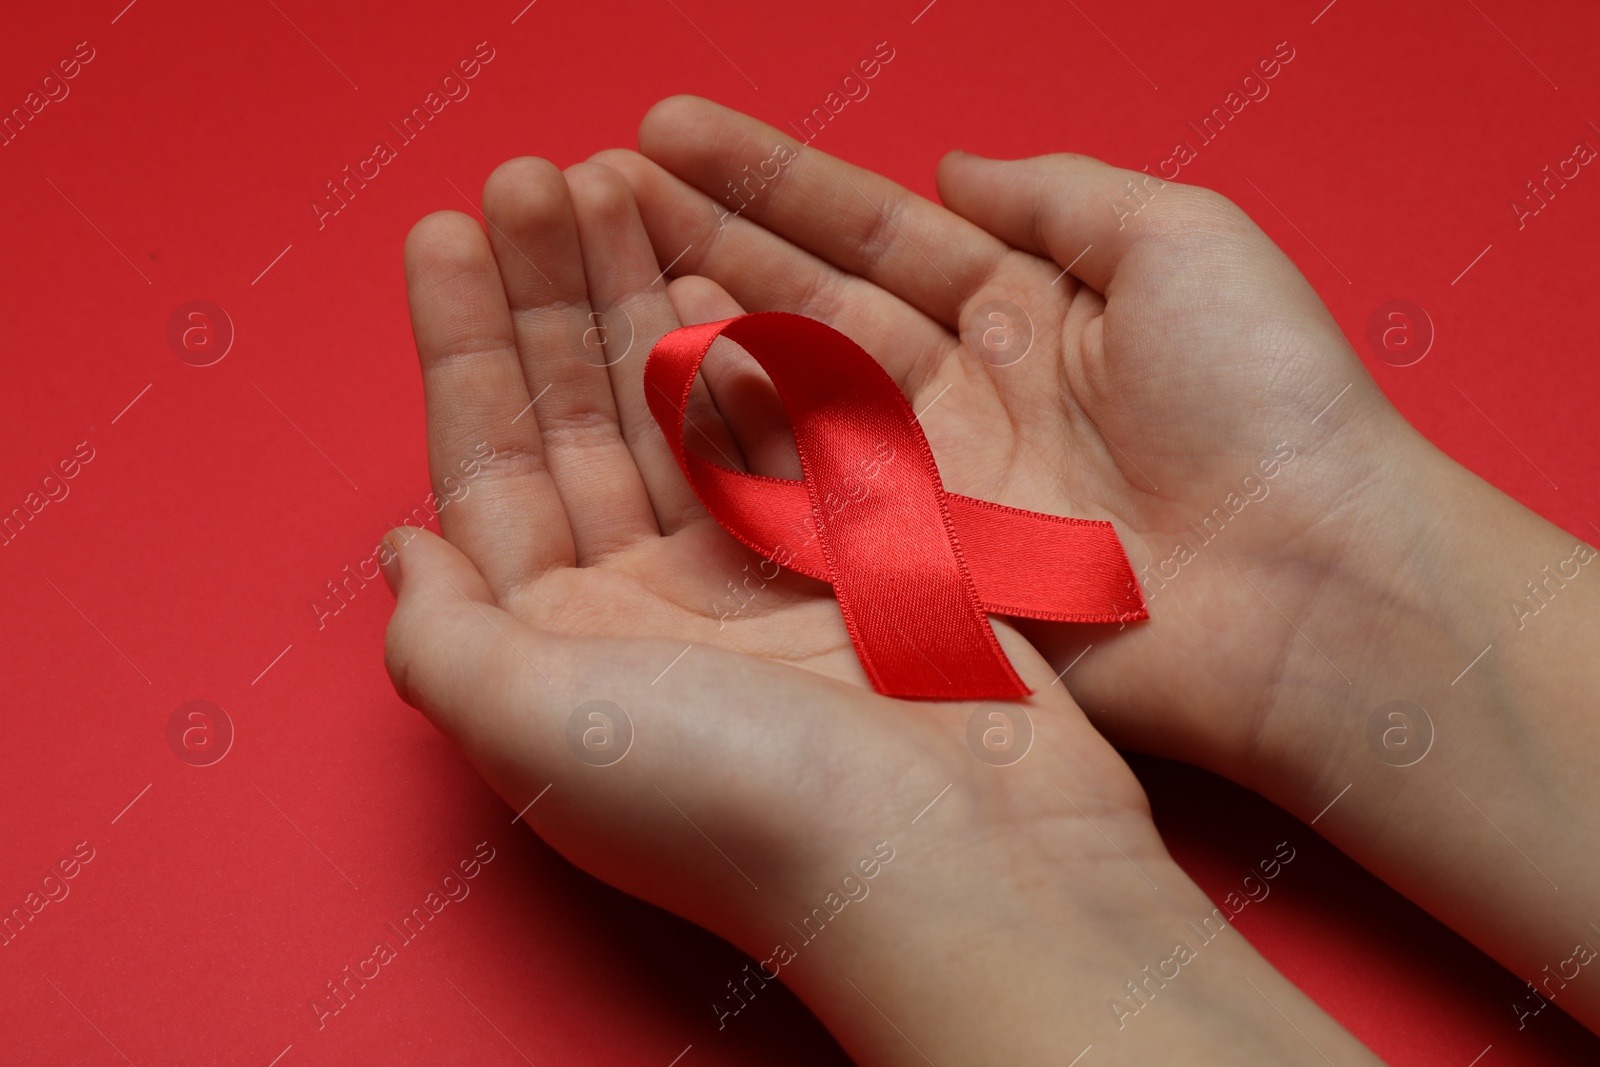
[381,525,570,790]
[381,524,862,923]
[665,275,801,481]
[564,161,741,533]
[936,151,1212,295]
[383,523,507,714]
[594,147,952,395]
[404,211,575,597]
[637,96,1010,332]
[480,158,660,565]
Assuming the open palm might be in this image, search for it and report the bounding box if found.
[381,97,1406,1064]
[598,97,1419,786]
[382,143,1183,1034]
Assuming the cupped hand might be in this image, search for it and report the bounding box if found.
[599,96,1434,793]
[379,154,1375,1065]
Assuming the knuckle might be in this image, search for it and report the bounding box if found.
[850,195,901,276]
[469,441,549,481]
[424,332,518,371]
[795,266,849,322]
[535,405,624,447]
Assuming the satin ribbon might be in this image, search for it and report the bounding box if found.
[645,312,1146,700]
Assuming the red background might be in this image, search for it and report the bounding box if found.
[2,0,1597,1063]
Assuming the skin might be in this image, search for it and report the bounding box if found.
[383,95,1600,1060]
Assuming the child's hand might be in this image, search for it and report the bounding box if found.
[606,97,1600,1037]
[383,156,1382,1063]
[595,96,1406,790]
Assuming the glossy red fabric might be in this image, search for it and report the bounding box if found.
[645,312,1147,699]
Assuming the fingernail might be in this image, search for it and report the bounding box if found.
[379,534,403,596]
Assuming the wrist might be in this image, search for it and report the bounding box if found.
[1242,428,1583,798]
[1234,424,1521,795]
[1238,432,1600,1032]
[753,794,1379,1065]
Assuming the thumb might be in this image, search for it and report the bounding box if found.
[381,526,560,749]
[935,150,1229,294]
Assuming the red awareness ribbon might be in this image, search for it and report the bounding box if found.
[645,312,1146,700]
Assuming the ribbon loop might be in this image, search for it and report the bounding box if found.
[645,312,1145,700]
